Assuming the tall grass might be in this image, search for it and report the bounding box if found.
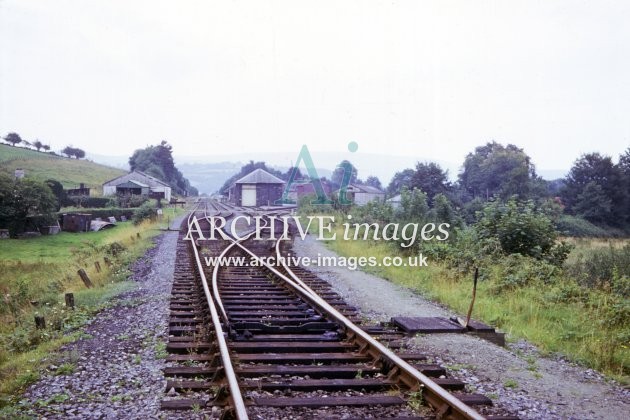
[324,229,629,381]
[0,208,185,405]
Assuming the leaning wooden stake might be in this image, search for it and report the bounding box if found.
[464,267,479,327]
[35,315,46,329]
[94,261,102,273]
[104,256,112,267]
[77,268,93,288]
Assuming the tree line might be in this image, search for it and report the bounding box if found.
[2,131,86,159]
[384,142,630,233]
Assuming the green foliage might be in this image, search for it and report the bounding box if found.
[556,215,614,238]
[0,174,58,236]
[61,146,85,159]
[62,196,114,209]
[561,152,627,228]
[459,141,540,200]
[410,162,450,202]
[132,201,156,225]
[475,198,561,261]
[114,194,148,209]
[129,140,197,196]
[386,168,415,195]
[565,243,630,295]
[492,254,560,292]
[45,179,65,211]
[3,132,22,147]
[398,187,429,222]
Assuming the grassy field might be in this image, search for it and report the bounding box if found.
[323,229,629,382]
[0,144,124,193]
[0,205,186,405]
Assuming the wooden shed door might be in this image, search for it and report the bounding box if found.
[242,185,257,206]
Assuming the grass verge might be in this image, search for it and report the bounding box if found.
[323,229,629,383]
[0,205,186,406]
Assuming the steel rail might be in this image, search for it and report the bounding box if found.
[185,202,249,420]
[217,236,483,419]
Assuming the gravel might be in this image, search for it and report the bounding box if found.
[292,234,630,420]
[19,228,180,419]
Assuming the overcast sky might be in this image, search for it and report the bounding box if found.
[1,0,629,180]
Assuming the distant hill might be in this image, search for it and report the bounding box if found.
[0,144,125,194]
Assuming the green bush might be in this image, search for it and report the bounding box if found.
[62,196,114,208]
[475,198,564,262]
[132,202,156,225]
[492,254,560,292]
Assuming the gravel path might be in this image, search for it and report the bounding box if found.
[19,227,180,419]
[293,235,630,420]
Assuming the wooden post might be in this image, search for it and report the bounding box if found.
[65,293,75,309]
[35,315,46,329]
[77,268,93,288]
[104,256,112,267]
[94,261,102,273]
[136,232,141,239]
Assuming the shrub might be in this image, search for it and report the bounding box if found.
[475,198,566,263]
[492,254,561,292]
[132,202,155,225]
[62,196,114,208]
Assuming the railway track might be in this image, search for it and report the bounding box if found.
[161,200,518,419]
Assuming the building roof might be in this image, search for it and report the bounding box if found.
[103,171,170,188]
[352,184,385,194]
[387,194,402,202]
[117,180,148,188]
[235,168,285,184]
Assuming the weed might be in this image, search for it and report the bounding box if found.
[503,379,518,389]
[407,389,424,411]
[55,363,75,375]
[155,341,168,359]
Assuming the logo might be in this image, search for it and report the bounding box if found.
[275,142,359,205]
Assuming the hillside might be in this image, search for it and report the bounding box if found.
[0,144,125,194]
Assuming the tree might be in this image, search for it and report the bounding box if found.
[33,140,44,151]
[45,179,66,211]
[42,144,51,152]
[62,146,86,159]
[365,176,382,190]
[411,162,450,203]
[619,148,630,226]
[387,168,415,195]
[432,193,457,225]
[62,146,74,158]
[4,132,22,147]
[331,160,358,189]
[573,181,612,224]
[0,174,57,236]
[459,141,538,200]
[130,141,198,196]
[73,148,85,159]
[560,153,626,226]
[398,187,429,221]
